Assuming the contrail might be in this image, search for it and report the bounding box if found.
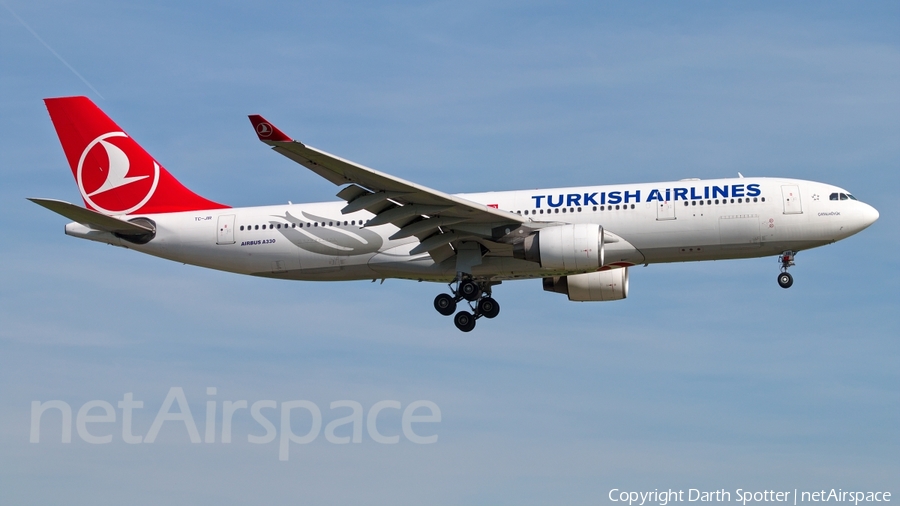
[1,1,104,99]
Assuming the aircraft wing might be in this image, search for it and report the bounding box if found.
[28,198,154,236]
[248,115,526,260]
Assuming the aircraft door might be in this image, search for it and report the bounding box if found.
[656,200,676,220]
[781,185,803,215]
[217,215,235,244]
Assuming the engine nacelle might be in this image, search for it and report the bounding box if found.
[513,224,604,271]
[542,268,629,301]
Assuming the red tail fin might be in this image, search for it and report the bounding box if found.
[44,96,228,215]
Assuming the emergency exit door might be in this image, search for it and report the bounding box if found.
[656,200,676,220]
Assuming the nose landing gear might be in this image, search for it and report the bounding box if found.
[433,277,501,332]
[777,251,796,289]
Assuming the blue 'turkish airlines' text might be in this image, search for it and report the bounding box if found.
[531,184,762,208]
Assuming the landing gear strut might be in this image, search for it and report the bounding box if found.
[777,251,795,289]
[433,277,501,332]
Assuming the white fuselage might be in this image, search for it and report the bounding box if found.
[66,177,879,283]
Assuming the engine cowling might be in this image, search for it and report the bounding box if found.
[513,224,604,271]
[542,268,629,301]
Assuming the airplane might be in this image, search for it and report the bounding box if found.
[31,96,879,332]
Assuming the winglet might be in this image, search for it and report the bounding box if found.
[248,115,292,142]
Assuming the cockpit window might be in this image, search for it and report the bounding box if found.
[848,194,858,200]
[830,193,839,201]
[840,193,848,200]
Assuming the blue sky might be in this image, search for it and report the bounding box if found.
[1,1,898,504]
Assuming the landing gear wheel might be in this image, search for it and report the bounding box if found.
[477,297,500,319]
[434,293,456,316]
[459,279,480,301]
[454,311,477,332]
[777,272,793,289]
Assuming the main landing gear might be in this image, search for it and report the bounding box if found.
[433,277,500,332]
[777,250,796,289]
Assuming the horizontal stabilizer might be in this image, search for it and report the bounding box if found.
[28,198,154,235]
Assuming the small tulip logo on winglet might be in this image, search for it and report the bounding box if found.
[256,122,273,137]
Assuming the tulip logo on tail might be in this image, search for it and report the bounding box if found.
[256,122,273,137]
[77,132,160,215]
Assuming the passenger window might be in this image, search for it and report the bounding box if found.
[240,226,244,231]
[761,197,766,202]
[615,205,620,210]
[753,197,758,202]
[630,204,635,209]
[592,206,597,211]
[577,207,582,212]
[254,225,259,230]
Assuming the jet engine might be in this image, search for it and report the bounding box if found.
[513,223,604,271]
[542,268,629,301]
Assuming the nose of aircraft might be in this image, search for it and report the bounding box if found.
[859,202,879,230]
